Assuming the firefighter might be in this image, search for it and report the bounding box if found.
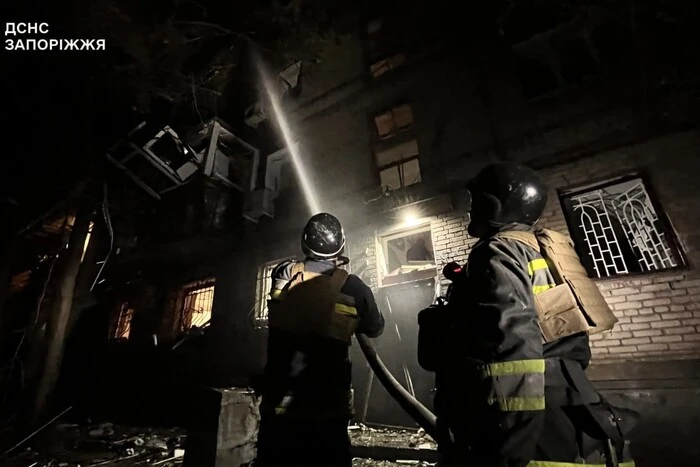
[434,162,635,466]
[255,213,385,467]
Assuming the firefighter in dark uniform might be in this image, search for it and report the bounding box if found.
[427,163,635,466]
[255,213,385,467]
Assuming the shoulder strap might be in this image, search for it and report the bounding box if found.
[329,268,349,294]
[283,262,306,288]
[494,230,540,252]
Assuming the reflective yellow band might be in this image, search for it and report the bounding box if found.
[481,359,545,377]
[532,284,556,294]
[528,258,549,276]
[489,396,545,411]
[528,462,635,467]
[335,303,358,316]
[270,289,283,300]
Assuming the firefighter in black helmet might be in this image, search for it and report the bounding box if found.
[255,213,385,467]
[435,163,635,466]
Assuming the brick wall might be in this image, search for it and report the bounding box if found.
[351,131,700,361]
[535,131,700,360]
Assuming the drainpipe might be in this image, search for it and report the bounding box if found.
[355,333,449,447]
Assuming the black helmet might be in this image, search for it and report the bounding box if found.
[467,162,547,238]
[302,213,346,259]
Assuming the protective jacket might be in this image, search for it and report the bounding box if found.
[260,258,384,420]
[435,223,635,467]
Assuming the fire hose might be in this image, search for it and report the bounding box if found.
[353,262,462,448]
[355,333,451,448]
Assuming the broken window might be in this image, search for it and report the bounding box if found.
[560,176,685,279]
[375,139,422,192]
[374,104,414,140]
[175,279,215,331]
[113,303,134,340]
[378,225,436,287]
[254,258,294,327]
[279,61,302,95]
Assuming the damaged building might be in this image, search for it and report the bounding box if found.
[2,0,700,465]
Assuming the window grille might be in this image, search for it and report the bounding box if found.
[563,177,683,278]
[176,279,215,331]
[254,258,295,327]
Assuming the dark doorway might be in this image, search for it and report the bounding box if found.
[351,278,436,427]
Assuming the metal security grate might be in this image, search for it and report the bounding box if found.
[613,182,677,272]
[567,177,680,278]
[572,191,628,278]
[253,258,295,326]
[179,280,215,331]
[255,262,278,323]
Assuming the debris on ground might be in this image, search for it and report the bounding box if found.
[352,461,435,467]
[1,422,186,467]
[348,423,437,451]
[3,421,435,466]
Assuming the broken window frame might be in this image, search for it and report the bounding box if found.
[377,223,437,288]
[278,61,302,94]
[558,172,687,280]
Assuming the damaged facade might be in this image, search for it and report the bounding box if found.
[4,1,699,465]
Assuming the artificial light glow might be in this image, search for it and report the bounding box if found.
[255,52,321,215]
[402,209,421,227]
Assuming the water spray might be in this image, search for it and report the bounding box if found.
[253,50,321,215]
[252,48,442,446]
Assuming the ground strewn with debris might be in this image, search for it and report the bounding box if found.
[348,424,437,450]
[2,422,436,466]
[2,423,186,467]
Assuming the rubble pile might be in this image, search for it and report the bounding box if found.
[3,422,436,466]
[353,461,435,467]
[2,422,186,467]
[348,424,437,450]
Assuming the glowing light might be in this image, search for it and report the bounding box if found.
[402,209,421,227]
[254,52,321,215]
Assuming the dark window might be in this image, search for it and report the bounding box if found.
[560,176,685,279]
[365,16,406,78]
[373,103,414,139]
[370,103,421,192]
[375,140,422,191]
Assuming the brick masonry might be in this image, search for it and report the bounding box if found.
[349,132,700,362]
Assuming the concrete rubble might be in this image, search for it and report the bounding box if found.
[348,424,437,450]
[1,422,186,467]
[2,421,437,467]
